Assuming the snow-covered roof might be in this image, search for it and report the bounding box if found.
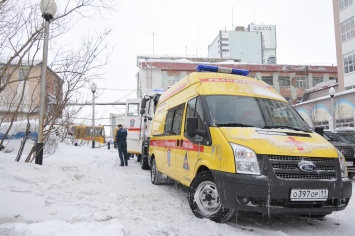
[304,80,337,94]
[294,87,355,106]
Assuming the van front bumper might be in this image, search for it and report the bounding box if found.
[212,170,352,215]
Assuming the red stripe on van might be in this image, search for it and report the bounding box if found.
[150,139,204,152]
[159,83,186,103]
[128,128,141,132]
[200,78,272,89]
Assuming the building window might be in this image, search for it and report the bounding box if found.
[19,67,29,81]
[127,103,139,116]
[296,77,306,88]
[345,85,355,90]
[343,50,355,74]
[167,76,179,88]
[336,117,354,129]
[315,120,329,130]
[262,77,273,86]
[279,77,290,86]
[339,0,353,11]
[341,17,355,42]
[312,77,323,86]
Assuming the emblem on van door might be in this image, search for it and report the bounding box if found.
[298,161,316,172]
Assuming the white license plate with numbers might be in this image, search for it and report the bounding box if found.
[346,161,353,167]
[290,189,328,201]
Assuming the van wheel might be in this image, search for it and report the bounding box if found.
[348,173,355,178]
[151,158,162,185]
[140,155,150,170]
[188,172,235,223]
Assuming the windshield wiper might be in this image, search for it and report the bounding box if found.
[216,123,254,127]
[262,125,306,132]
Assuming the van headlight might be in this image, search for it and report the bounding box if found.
[230,143,260,175]
[337,150,348,178]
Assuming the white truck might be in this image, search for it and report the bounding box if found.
[121,91,162,169]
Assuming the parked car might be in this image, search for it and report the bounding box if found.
[324,130,355,178]
[333,129,355,143]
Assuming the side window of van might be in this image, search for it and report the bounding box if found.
[164,104,184,135]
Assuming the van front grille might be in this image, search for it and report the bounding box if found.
[275,173,335,180]
[267,155,338,180]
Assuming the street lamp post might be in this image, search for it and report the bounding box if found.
[36,0,57,165]
[329,87,336,130]
[91,83,97,148]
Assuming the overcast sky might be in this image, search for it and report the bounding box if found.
[64,0,336,130]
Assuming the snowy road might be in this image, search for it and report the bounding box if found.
[1,142,354,235]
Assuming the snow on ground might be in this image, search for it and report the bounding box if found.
[0,140,355,236]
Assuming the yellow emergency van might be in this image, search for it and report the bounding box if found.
[145,64,352,223]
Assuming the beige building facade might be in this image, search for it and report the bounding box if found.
[0,63,62,122]
[333,0,355,90]
[294,1,355,129]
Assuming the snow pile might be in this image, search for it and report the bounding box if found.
[0,141,354,235]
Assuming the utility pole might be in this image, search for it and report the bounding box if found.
[152,32,155,55]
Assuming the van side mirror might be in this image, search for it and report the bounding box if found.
[315,127,324,136]
[186,117,206,137]
[140,109,145,115]
[141,98,147,109]
[186,118,198,137]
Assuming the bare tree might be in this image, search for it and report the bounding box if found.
[310,101,321,128]
[0,0,115,161]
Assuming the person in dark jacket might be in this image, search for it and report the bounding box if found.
[115,124,128,166]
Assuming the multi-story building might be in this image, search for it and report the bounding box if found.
[333,0,355,90]
[136,55,336,105]
[208,24,277,64]
[293,1,355,129]
[0,62,63,122]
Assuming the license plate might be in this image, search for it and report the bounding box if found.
[346,161,353,167]
[290,189,328,201]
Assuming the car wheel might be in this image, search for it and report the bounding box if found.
[151,158,162,185]
[137,154,142,162]
[188,171,235,223]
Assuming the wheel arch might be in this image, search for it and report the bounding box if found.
[195,165,210,176]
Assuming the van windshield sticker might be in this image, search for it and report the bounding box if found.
[200,78,272,89]
[286,136,304,151]
[183,152,190,170]
[167,148,171,167]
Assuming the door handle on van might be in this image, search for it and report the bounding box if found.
[176,139,183,147]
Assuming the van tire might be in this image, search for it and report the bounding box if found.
[188,172,235,223]
[151,158,162,185]
[140,155,150,170]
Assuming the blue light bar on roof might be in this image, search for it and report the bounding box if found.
[196,64,249,76]
[153,89,165,94]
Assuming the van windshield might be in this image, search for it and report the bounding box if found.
[205,95,310,132]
